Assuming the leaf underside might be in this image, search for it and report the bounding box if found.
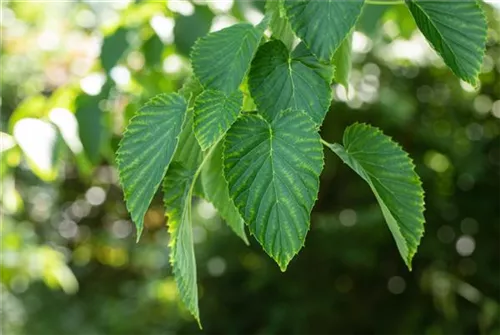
[201,143,248,244]
[224,110,323,270]
[249,40,333,125]
[328,123,425,270]
[407,0,487,85]
[284,0,365,62]
[191,22,267,94]
[117,93,187,238]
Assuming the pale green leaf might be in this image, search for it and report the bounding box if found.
[117,93,187,238]
[407,0,487,85]
[201,142,248,244]
[284,0,365,62]
[224,110,323,270]
[332,33,352,91]
[191,21,267,94]
[194,90,243,151]
[248,41,333,125]
[326,123,425,269]
[266,0,295,50]
[163,162,200,325]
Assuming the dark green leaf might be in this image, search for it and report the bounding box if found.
[248,40,333,125]
[117,93,187,238]
[194,90,243,151]
[224,110,323,270]
[284,0,365,62]
[407,0,487,85]
[326,123,425,269]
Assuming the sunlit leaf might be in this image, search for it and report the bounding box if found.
[407,0,487,85]
[117,93,187,238]
[224,110,323,270]
[13,118,63,181]
[326,123,425,269]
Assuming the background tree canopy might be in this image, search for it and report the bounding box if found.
[1,1,499,334]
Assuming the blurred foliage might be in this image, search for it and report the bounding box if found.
[1,1,499,334]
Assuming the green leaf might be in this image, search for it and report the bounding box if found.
[406,0,487,85]
[174,4,214,56]
[266,0,295,50]
[163,163,200,325]
[194,90,243,151]
[224,110,324,270]
[117,93,187,238]
[101,27,129,73]
[326,123,425,270]
[174,109,202,170]
[249,41,333,125]
[332,33,352,91]
[201,143,248,244]
[284,0,365,62]
[191,21,267,94]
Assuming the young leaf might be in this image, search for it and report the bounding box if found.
[326,123,425,270]
[191,21,267,94]
[224,110,324,270]
[406,0,487,86]
[117,93,187,238]
[284,0,365,62]
[163,163,200,325]
[194,90,243,151]
[332,33,353,91]
[248,41,333,125]
[201,143,248,244]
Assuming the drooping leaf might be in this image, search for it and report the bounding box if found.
[406,0,487,85]
[191,21,267,94]
[117,93,187,238]
[194,90,243,151]
[201,143,248,244]
[248,40,333,125]
[284,0,365,62]
[326,123,425,270]
[332,33,352,91]
[163,163,200,325]
[174,109,202,170]
[224,110,324,270]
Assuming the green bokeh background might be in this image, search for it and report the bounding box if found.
[1,1,499,334]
